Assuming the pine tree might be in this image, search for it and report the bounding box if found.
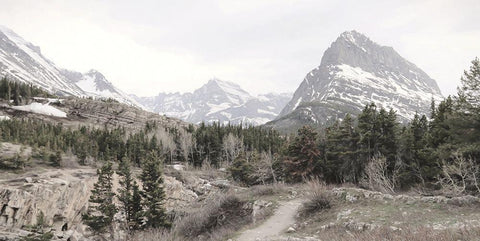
[283,126,321,183]
[49,151,62,167]
[130,181,144,230]
[376,108,398,173]
[117,157,142,231]
[83,162,117,234]
[140,151,170,229]
[325,115,360,183]
[458,57,480,109]
[357,103,379,160]
[13,82,20,106]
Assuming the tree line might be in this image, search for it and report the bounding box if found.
[269,58,480,194]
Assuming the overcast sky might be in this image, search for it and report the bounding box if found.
[1,0,479,96]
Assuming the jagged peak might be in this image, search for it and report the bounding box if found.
[84,69,108,81]
[207,77,239,87]
[86,69,100,74]
[337,30,373,46]
[0,25,43,55]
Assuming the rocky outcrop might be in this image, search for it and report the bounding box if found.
[331,187,480,205]
[0,96,188,133]
[0,169,96,240]
[0,166,230,240]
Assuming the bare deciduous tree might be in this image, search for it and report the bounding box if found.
[179,128,194,162]
[362,155,399,194]
[437,154,480,196]
[249,152,278,184]
[222,133,243,165]
[155,129,176,162]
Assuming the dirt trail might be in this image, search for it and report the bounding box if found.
[236,199,302,241]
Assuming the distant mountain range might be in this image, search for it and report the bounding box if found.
[266,30,443,131]
[0,25,141,107]
[0,25,444,129]
[132,78,292,125]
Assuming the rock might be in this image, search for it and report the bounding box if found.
[210,179,231,189]
[289,190,298,198]
[345,193,358,203]
[163,176,198,210]
[447,195,480,206]
[287,226,296,233]
[172,164,185,171]
[390,226,401,231]
[251,200,272,224]
[68,230,86,241]
[24,177,33,183]
[0,172,95,232]
[383,194,394,200]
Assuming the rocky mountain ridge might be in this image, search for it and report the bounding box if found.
[268,30,443,131]
[133,78,292,125]
[0,25,141,108]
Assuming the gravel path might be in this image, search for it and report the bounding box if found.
[235,199,302,241]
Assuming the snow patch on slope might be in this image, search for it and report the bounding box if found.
[12,102,67,118]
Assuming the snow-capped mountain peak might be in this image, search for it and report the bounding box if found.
[195,78,252,105]
[269,30,443,132]
[0,25,83,96]
[0,25,142,108]
[133,79,291,125]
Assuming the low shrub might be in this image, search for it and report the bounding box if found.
[299,179,331,217]
[175,192,250,239]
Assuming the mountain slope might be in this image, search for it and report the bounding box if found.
[0,25,140,107]
[133,78,291,125]
[61,69,142,107]
[268,30,443,131]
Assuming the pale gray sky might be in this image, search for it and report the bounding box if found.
[1,0,479,96]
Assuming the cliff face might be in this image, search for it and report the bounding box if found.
[0,160,227,240]
[0,168,95,240]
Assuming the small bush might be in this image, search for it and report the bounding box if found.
[229,156,254,186]
[299,179,331,217]
[175,192,250,238]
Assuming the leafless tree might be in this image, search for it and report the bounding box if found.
[155,128,176,163]
[178,128,194,162]
[437,154,480,196]
[222,133,243,165]
[362,154,399,194]
[249,152,278,184]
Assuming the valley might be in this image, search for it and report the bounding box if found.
[0,14,479,241]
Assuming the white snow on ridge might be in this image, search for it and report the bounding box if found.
[257,109,277,116]
[206,102,232,116]
[293,97,303,110]
[74,73,144,108]
[331,64,442,120]
[335,64,440,103]
[76,75,98,94]
[0,26,83,95]
[11,102,67,118]
[215,80,250,99]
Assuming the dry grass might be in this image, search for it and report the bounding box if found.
[248,183,289,197]
[313,225,480,241]
[129,182,287,241]
[129,228,186,241]
[175,192,250,238]
[298,179,332,217]
[130,192,253,241]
